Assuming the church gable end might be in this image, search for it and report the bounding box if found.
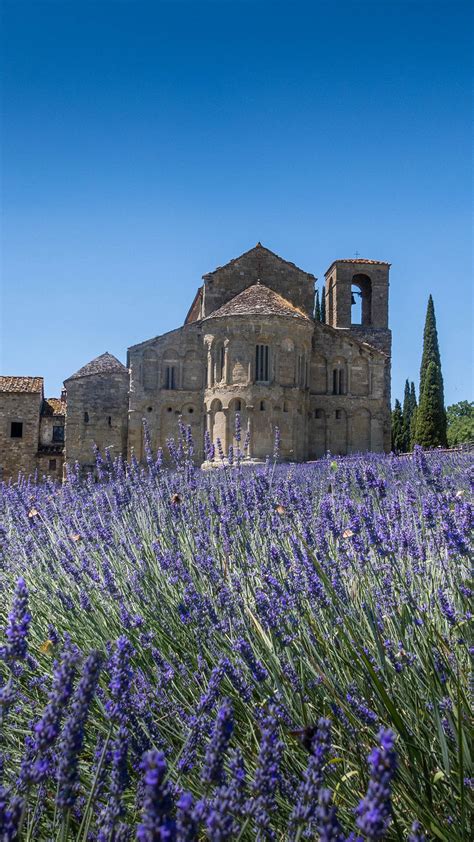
[201,243,315,319]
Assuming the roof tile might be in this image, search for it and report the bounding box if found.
[65,352,127,381]
[0,376,43,394]
[204,283,311,322]
[42,398,66,416]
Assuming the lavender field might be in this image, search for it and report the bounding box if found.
[0,434,472,841]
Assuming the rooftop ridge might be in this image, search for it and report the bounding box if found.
[65,352,127,382]
[203,282,312,322]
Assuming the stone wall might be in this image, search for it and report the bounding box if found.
[64,372,129,471]
[0,392,42,481]
[202,245,315,319]
[128,324,205,463]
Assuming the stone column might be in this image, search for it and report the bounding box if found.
[246,406,254,458]
[207,352,213,389]
[224,340,230,385]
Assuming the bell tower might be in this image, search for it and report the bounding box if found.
[323,259,391,356]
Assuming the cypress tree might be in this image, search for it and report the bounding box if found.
[391,399,404,452]
[415,360,448,448]
[419,295,444,401]
[314,289,321,321]
[409,382,418,449]
[416,295,447,446]
[321,285,326,323]
[401,379,411,451]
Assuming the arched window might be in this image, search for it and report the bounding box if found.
[255,345,270,382]
[332,358,347,395]
[163,349,179,390]
[215,343,225,383]
[351,274,372,326]
[164,366,176,389]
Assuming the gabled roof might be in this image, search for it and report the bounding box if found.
[203,283,312,322]
[65,352,127,382]
[0,376,43,394]
[42,398,66,416]
[203,242,315,280]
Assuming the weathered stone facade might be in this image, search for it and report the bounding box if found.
[125,245,391,466]
[2,244,392,480]
[0,378,65,481]
[63,355,129,471]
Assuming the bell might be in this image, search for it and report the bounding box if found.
[351,293,356,305]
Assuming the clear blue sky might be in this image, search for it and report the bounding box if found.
[1,0,472,407]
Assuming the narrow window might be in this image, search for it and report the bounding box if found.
[339,369,344,395]
[235,400,241,411]
[283,401,288,413]
[260,400,265,411]
[333,369,338,395]
[335,410,342,420]
[220,345,225,380]
[108,416,112,426]
[256,345,270,382]
[165,366,176,389]
[84,412,89,423]
[10,421,23,438]
[48,458,57,471]
[52,426,64,443]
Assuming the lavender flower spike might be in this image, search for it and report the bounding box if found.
[201,698,234,786]
[56,650,103,812]
[355,728,397,841]
[137,749,176,841]
[2,577,31,665]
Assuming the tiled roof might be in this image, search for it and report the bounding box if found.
[325,258,390,275]
[204,283,312,322]
[42,398,66,416]
[65,352,128,382]
[0,376,43,394]
[203,243,315,280]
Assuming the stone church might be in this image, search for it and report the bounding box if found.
[0,244,392,480]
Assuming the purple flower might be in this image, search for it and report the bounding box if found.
[288,717,332,838]
[176,792,199,841]
[247,706,283,839]
[56,650,103,811]
[31,641,78,781]
[316,788,346,842]
[2,578,31,665]
[408,820,427,841]
[201,698,234,786]
[106,636,134,724]
[235,638,268,683]
[137,749,176,841]
[97,727,129,841]
[355,728,397,840]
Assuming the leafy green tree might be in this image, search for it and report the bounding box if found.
[314,289,321,321]
[321,285,326,323]
[391,399,404,452]
[446,401,474,446]
[415,295,447,446]
[415,361,448,448]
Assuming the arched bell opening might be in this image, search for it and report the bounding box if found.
[351,274,372,326]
